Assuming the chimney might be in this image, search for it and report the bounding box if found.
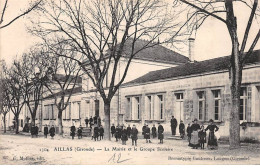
[188,38,195,62]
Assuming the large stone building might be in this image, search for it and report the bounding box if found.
[2,39,260,141]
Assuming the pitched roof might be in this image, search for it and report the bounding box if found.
[106,38,189,64]
[44,86,82,99]
[124,50,260,86]
[52,74,82,84]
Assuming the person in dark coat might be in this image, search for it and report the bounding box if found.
[93,124,99,141]
[89,116,93,128]
[35,125,39,138]
[205,119,219,150]
[78,125,83,139]
[131,125,138,146]
[187,123,192,145]
[145,125,151,143]
[115,125,121,142]
[171,116,177,135]
[111,124,116,137]
[97,117,101,127]
[49,125,55,139]
[152,124,157,138]
[85,117,89,127]
[94,116,98,125]
[199,125,206,149]
[179,120,185,139]
[158,123,164,144]
[31,126,35,138]
[127,125,131,138]
[121,126,128,145]
[44,124,48,138]
[142,124,146,138]
[99,125,104,140]
[190,119,201,149]
[70,124,76,140]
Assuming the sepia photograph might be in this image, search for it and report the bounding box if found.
[0,0,260,165]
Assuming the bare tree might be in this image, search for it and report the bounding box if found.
[0,60,10,133]
[173,0,260,149]
[18,48,52,128]
[3,60,26,134]
[43,43,82,136]
[30,0,182,140]
[0,0,42,29]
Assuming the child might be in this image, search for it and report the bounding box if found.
[77,126,83,139]
[121,126,128,145]
[152,124,157,138]
[99,125,104,140]
[179,120,185,139]
[187,123,192,146]
[199,125,206,149]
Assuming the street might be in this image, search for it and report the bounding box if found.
[0,133,259,165]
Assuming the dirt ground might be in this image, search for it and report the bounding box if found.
[0,133,259,165]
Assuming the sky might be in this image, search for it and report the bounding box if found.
[0,0,260,66]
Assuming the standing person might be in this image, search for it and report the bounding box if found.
[127,125,131,138]
[111,124,116,137]
[121,126,128,145]
[78,125,83,139]
[187,123,192,145]
[85,117,89,127]
[35,125,39,138]
[205,119,219,150]
[70,123,76,140]
[152,124,157,138]
[89,116,93,128]
[142,124,146,139]
[97,117,101,127]
[158,123,164,144]
[93,124,99,141]
[31,126,35,138]
[44,124,48,138]
[199,125,206,149]
[170,116,177,136]
[179,120,185,139]
[49,125,55,139]
[94,115,98,125]
[145,125,151,143]
[190,119,200,149]
[131,125,138,146]
[99,125,104,140]
[115,125,121,142]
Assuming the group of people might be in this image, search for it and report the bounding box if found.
[111,123,165,146]
[187,119,219,150]
[43,125,56,139]
[85,116,101,128]
[92,124,104,141]
[70,124,83,139]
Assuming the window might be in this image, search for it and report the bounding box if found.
[49,104,55,120]
[130,97,141,120]
[158,95,164,120]
[176,93,184,100]
[44,105,49,120]
[63,103,71,120]
[240,87,248,121]
[197,91,205,121]
[212,90,221,121]
[72,102,81,119]
[146,96,153,120]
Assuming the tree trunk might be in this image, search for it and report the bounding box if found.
[58,110,63,136]
[31,114,36,127]
[15,115,19,134]
[3,114,6,133]
[229,39,242,149]
[104,103,111,140]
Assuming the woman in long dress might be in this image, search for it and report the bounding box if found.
[190,119,200,149]
[205,119,219,150]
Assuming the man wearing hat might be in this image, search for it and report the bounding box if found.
[170,116,177,135]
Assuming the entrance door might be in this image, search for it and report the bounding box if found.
[94,100,100,117]
[175,93,184,135]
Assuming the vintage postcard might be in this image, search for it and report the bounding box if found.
[0,0,260,165]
